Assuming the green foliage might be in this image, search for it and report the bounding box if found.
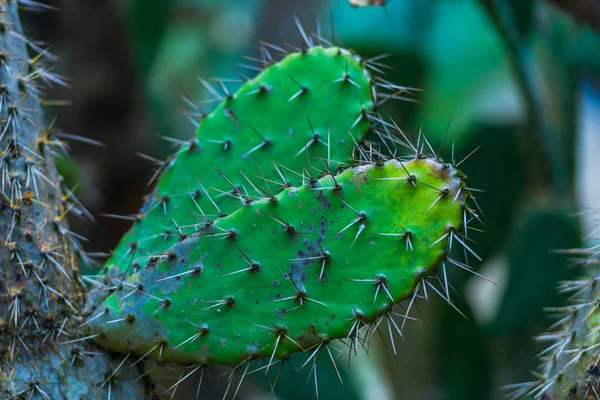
[91,157,468,366]
[504,0,536,39]
[492,209,581,333]
[455,122,525,263]
[127,0,173,76]
[436,295,492,400]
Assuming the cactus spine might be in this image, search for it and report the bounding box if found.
[91,154,472,369]
[85,19,477,397]
[507,215,600,399]
[0,2,147,398]
[105,44,389,276]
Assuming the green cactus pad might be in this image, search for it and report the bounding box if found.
[91,157,468,366]
[105,45,375,274]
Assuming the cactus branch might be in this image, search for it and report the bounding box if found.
[0,2,148,398]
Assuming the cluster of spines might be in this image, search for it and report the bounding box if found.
[0,0,83,352]
[101,16,419,282]
[0,4,487,399]
[84,20,483,396]
[506,211,600,399]
[86,118,486,398]
[0,1,148,399]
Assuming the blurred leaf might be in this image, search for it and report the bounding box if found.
[435,295,493,400]
[534,4,580,194]
[142,1,262,153]
[54,154,83,192]
[417,0,523,142]
[373,48,428,126]
[569,25,600,80]
[457,122,526,263]
[347,45,428,126]
[127,0,172,76]
[258,352,360,400]
[491,208,582,334]
[332,0,520,141]
[480,0,579,198]
[504,0,535,39]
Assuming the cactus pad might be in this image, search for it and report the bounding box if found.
[105,45,376,275]
[91,157,469,367]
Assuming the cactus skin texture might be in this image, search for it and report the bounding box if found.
[508,233,600,400]
[90,156,468,367]
[0,2,148,398]
[105,44,378,276]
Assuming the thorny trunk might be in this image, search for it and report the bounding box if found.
[0,2,148,398]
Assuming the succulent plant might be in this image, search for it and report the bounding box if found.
[103,38,414,277]
[89,147,479,386]
[84,20,480,397]
[1,2,481,398]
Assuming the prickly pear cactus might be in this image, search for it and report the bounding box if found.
[90,156,469,368]
[507,218,600,399]
[106,44,384,275]
[0,2,148,398]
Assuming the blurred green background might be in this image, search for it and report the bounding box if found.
[22,0,600,398]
